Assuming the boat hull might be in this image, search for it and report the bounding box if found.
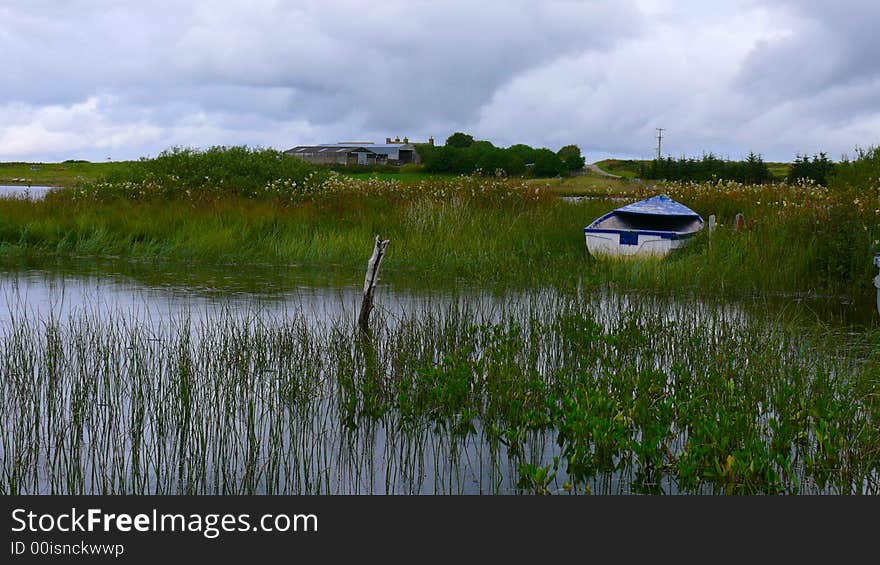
[584,229,695,258]
[583,195,704,259]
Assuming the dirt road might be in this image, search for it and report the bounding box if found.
[586,164,621,178]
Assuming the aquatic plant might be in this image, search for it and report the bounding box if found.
[1,290,877,495]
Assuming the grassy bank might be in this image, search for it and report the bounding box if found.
[0,178,582,283]
[0,144,877,298]
[0,176,876,299]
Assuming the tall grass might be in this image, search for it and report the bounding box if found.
[1,291,877,494]
[0,146,878,296]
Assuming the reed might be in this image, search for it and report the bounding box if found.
[0,173,876,298]
[1,290,877,494]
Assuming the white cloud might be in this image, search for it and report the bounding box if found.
[0,97,161,159]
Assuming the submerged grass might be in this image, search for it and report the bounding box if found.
[1,290,877,494]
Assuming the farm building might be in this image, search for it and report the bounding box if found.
[285,136,431,166]
[284,145,381,166]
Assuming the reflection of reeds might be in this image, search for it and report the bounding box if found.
[1,291,877,495]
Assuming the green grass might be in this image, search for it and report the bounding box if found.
[339,172,456,182]
[1,145,876,298]
[594,159,643,179]
[767,162,791,180]
[0,160,131,187]
[595,159,792,181]
[0,193,585,283]
[0,175,875,300]
[0,157,795,188]
[526,173,640,196]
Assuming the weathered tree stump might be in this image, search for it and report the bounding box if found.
[358,235,390,333]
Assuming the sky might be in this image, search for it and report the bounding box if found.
[0,0,878,163]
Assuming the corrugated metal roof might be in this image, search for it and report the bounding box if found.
[322,143,415,150]
[286,145,377,154]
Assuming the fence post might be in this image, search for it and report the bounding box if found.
[734,213,744,232]
[874,254,880,316]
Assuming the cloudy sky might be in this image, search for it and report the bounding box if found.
[1,0,877,163]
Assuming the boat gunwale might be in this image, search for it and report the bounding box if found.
[583,227,699,240]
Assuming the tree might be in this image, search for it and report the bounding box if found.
[787,152,835,185]
[557,144,586,172]
[743,151,773,184]
[445,132,475,148]
[507,144,539,165]
[531,149,564,177]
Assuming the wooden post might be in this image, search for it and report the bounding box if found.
[707,214,716,234]
[874,254,880,316]
[734,213,744,232]
[359,235,390,333]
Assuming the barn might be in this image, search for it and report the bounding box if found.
[284,145,380,166]
[285,136,429,166]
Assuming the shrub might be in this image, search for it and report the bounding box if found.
[86,145,325,200]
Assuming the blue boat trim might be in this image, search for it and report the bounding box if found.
[619,231,639,246]
[583,227,697,241]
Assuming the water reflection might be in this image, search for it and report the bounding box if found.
[0,256,875,329]
[0,185,55,200]
[0,261,876,495]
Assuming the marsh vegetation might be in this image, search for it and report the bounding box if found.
[1,145,878,495]
[1,279,877,495]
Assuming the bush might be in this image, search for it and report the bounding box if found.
[82,145,326,201]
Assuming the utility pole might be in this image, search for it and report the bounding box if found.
[655,128,665,160]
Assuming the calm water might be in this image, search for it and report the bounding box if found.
[1,257,872,328]
[0,184,55,200]
[0,259,876,494]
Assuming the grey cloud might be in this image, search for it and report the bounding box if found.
[736,0,880,101]
[0,0,644,160]
[0,0,878,163]
[171,1,644,127]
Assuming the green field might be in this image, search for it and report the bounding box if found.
[339,172,457,182]
[0,172,875,299]
[0,148,874,298]
[595,158,791,181]
[0,156,793,188]
[527,171,640,196]
[0,160,132,187]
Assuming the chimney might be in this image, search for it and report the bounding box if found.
[428,136,434,146]
[386,137,391,143]
[394,136,400,143]
[403,136,409,144]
